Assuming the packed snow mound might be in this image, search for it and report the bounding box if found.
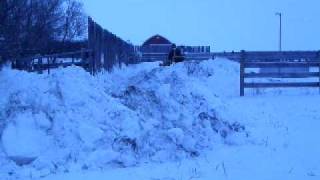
[0,59,247,178]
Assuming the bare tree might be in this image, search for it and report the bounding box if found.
[60,0,86,43]
[0,0,86,61]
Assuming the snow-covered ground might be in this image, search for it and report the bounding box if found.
[0,58,319,179]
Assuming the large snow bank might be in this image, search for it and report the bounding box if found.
[0,59,248,179]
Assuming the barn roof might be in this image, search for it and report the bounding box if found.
[142,34,172,46]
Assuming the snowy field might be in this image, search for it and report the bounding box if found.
[0,58,319,180]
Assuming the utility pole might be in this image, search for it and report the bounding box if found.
[275,12,282,51]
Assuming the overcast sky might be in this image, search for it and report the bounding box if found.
[82,0,319,51]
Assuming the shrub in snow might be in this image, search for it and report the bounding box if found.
[198,112,245,138]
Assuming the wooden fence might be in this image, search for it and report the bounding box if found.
[11,49,91,74]
[135,45,210,54]
[10,17,136,74]
[137,52,214,62]
[213,51,320,62]
[87,17,136,74]
[239,50,320,96]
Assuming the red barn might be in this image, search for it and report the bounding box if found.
[139,35,173,53]
[135,34,211,62]
[142,35,172,46]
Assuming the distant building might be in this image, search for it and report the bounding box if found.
[136,34,210,54]
[142,34,172,46]
[138,34,173,54]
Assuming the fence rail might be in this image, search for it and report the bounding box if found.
[12,49,92,74]
[245,72,320,78]
[213,51,320,62]
[135,45,211,54]
[244,82,320,88]
[138,52,214,62]
[239,51,320,96]
[243,61,320,68]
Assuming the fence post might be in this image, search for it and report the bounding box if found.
[81,48,86,68]
[26,58,31,72]
[240,50,246,96]
[39,57,43,74]
[80,48,84,65]
[47,57,50,74]
[93,22,100,74]
[318,50,320,94]
[97,25,102,72]
[88,17,94,75]
[92,19,97,75]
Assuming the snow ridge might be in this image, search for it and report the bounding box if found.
[0,59,246,179]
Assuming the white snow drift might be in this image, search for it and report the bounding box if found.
[0,58,319,180]
[0,59,248,179]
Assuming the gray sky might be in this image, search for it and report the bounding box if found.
[83,0,319,51]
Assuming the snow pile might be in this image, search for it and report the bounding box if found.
[0,59,247,179]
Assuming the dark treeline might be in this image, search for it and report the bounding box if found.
[0,0,86,63]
